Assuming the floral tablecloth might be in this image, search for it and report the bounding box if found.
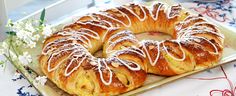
[0,0,236,96]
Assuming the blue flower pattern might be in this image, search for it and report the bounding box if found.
[191,0,236,27]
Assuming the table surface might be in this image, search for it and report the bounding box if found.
[0,0,236,96]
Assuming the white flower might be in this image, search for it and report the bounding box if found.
[7,20,42,49]
[16,30,27,40]
[13,22,24,32]
[18,52,32,65]
[15,39,23,46]
[1,42,8,49]
[6,19,13,28]
[25,22,36,32]
[42,25,52,38]
[34,76,47,85]
[28,41,36,48]
[33,34,40,41]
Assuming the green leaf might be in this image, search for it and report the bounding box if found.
[0,60,6,70]
[0,61,4,65]
[6,31,16,36]
[39,8,46,26]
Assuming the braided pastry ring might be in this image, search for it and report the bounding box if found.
[39,2,224,95]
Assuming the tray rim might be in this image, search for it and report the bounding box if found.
[3,1,236,96]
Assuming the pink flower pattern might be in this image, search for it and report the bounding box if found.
[187,66,236,96]
[191,6,230,22]
[187,0,236,27]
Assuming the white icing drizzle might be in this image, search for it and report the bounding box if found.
[107,30,132,44]
[42,2,224,86]
[58,28,100,40]
[97,2,181,43]
[115,47,146,59]
[95,11,131,28]
[162,40,186,61]
[64,51,87,76]
[106,35,138,54]
[187,29,224,38]
[117,58,141,71]
[176,17,223,55]
[98,47,144,85]
[94,8,133,42]
[177,26,224,39]
[185,15,203,23]
[121,3,147,21]
[140,40,160,66]
[77,21,109,29]
[175,16,223,55]
[140,39,186,66]
[42,36,89,55]
[47,43,88,72]
[149,3,163,20]
[178,35,218,54]
[100,19,114,28]
[183,36,219,55]
[42,24,104,55]
[97,58,113,85]
[109,47,145,71]
[47,48,73,72]
[164,4,182,19]
[81,14,114,28]
[175,15,203,31]
[194,22,217,30]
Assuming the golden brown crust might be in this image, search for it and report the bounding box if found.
[39,2,224,96]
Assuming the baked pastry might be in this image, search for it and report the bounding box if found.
[39,2,224,95]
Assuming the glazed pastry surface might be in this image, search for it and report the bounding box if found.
[39,2,224,95]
